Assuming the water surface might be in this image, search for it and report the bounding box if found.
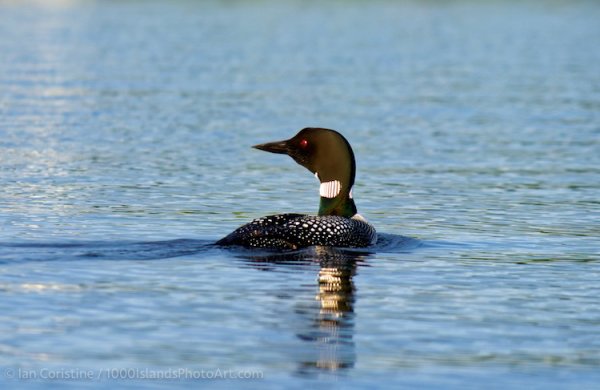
[1,1,599,388]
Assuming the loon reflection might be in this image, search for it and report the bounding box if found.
[239,246,371,375]
[304,248,357,373]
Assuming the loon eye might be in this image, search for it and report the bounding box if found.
[299,139,309,148]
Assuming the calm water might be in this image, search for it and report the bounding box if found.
[1,0,599,388]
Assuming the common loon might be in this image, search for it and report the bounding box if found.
[216,128,376,250]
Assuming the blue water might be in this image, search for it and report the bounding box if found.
[1,1,599,388]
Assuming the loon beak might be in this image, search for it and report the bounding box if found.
[252,140,289,155]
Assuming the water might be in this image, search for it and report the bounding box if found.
[1,0,599,388]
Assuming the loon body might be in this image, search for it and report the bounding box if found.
[216,128,376,250]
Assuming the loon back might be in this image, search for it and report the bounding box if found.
[217,128,377,249]
[216,213,377,250]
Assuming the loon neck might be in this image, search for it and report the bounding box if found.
[318,195,357,217]
[317,178,357,217]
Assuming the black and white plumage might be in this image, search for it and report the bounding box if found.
[216,213,377,250]
[216,128,377,250]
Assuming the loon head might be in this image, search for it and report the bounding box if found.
[253,127,358,218]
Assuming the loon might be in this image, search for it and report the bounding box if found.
[216,128,376,250]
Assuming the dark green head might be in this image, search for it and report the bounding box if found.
[253,128,358,217]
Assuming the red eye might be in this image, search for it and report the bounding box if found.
[299,139,309,148]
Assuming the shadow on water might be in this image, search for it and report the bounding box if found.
[219,234,421,376]
[0,234,420,375]
[0,234,420,376]
[0,233,421,264]
[228,235,418,377]
[237,246,368,376]
[0,239,216,264]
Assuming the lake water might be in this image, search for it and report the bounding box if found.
[1,0,599,388]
